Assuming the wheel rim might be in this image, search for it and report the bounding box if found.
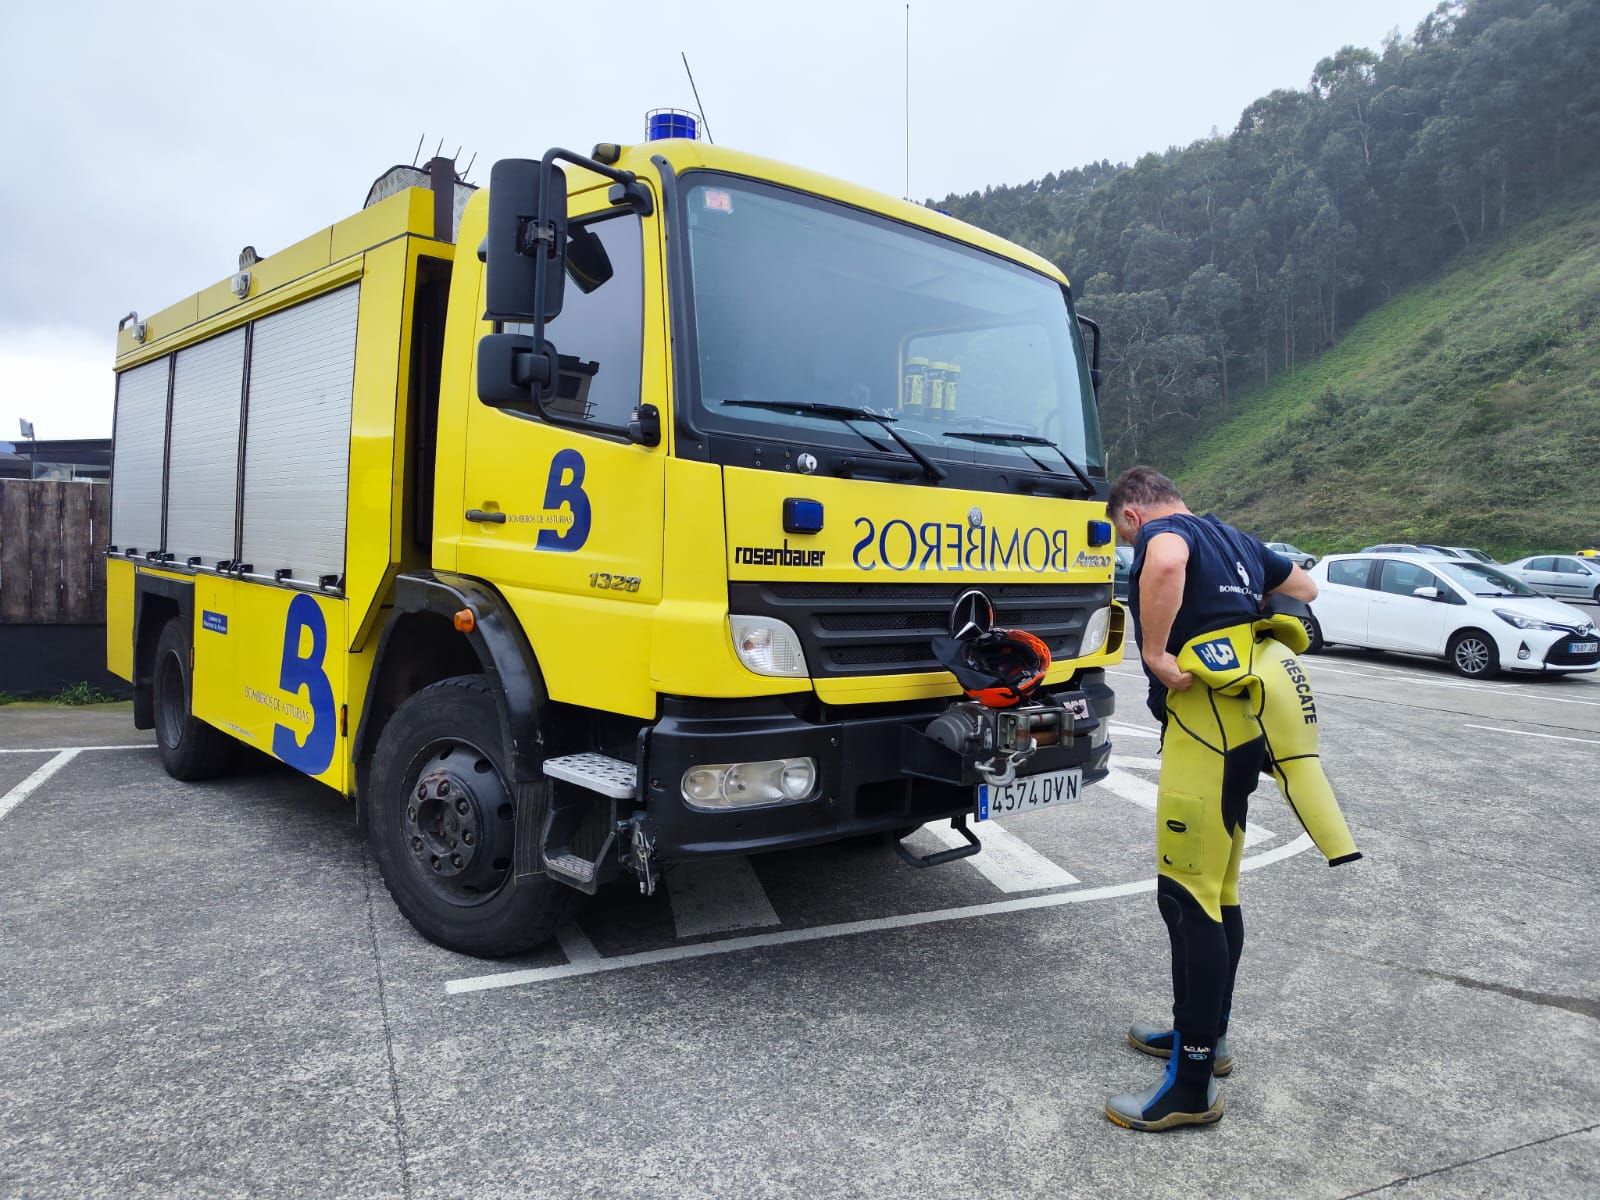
[401,740,516,906]
[1455,638,1490,674]
[1299,617,1317,644]
[155,650,186,750]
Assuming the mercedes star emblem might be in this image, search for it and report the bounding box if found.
[949,588,995,642]
[967,506,983,528]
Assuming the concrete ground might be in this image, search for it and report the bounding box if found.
[1,648,1596,1199]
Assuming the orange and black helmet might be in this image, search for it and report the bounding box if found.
[932,627,1052,708]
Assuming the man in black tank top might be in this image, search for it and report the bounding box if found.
[1102,466,1329,1132]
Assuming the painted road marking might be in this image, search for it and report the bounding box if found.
[444,835,1316,994]
[0,750,81,824]
[918,819,1080,891]
[1112,756,1163,771]
[1111,723,1161,740]
[666,858,781,939]
[556,921,601,965]
[1098,768,1274,847]
[1306,661,1600,708]
[1463,724,1600,747]
[0,745,156,755]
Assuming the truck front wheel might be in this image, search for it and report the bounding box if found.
[367,675,575,957]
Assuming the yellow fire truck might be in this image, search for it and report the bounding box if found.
[106,130,1125,956]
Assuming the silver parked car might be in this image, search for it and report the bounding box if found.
[1444,547,1496,564]
[1503,555,1600,605]
[1265,541,1316,569]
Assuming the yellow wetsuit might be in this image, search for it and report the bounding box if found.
[1150,615,1360,1067]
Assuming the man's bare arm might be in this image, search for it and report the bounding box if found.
[1137,532,1193,691]
[1271,564,1318,602]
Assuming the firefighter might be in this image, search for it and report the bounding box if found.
[1102,466,1360,1132]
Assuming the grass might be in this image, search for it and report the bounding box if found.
[0,682,122,706]
[1172,196,1600,559]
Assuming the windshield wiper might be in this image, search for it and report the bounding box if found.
[942,430,1095,494]
[719,399,946,482]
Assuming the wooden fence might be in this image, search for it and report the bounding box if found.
[0,479,110,624]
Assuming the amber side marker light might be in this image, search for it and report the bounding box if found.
[454,608,476,633]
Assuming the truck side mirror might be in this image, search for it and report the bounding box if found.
[1076,312,1103,397]
[484,158,568,324]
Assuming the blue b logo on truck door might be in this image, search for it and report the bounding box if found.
[273,593,336,775]
[536,448,592,552]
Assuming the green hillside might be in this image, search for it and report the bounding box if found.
[1173,197,1600,559]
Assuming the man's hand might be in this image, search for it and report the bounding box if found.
[1143,650,1194,691]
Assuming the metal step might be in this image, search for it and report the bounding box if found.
[543,852,599,886]
[542,752,637,799]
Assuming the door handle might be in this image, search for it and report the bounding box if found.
[465,508,507,524]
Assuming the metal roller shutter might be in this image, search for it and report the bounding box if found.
[166,326,245,566]
[241,285,359,585]
[110,356,170,554]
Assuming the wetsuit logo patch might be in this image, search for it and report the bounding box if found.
[1195,638,1238,669]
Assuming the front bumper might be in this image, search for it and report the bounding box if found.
[638,670,1115,860]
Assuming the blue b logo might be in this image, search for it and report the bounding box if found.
[537,448,592,552]
[273,593,336,775]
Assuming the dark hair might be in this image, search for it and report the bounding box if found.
[1106,465,1183,515]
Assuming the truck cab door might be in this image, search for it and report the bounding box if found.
[455,190,667,716]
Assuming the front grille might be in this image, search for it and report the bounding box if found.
[1545,636,1600,666]
[728,580,1111,678]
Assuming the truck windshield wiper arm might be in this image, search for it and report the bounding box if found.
[719,399,946,482]
[941,430,1095,494]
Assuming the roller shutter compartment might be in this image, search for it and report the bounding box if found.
[166,326,245,566]
[241,284,359,586]
[110,356,171,555]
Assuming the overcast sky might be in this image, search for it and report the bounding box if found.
[0,0,1434,440]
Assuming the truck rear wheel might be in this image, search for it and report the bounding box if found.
[152,617,235,781]
[367,675,575,957]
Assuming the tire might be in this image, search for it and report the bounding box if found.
[152,617,235,781]
[1299,614,1325,654]
[1591,584,1599,605]
[367,675,576,958]
[1447,629,1500,679]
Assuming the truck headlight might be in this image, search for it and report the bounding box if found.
[681,757,818,808]
[729,615,808,677]
[1080,606,1112,656]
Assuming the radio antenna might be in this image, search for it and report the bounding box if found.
[904,4,911,200]
[681,52,715,144]
[411,133,425,168]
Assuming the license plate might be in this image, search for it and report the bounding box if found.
[977,768,1082,820]
[1571,641,1598,654]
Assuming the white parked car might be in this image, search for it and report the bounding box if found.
[1502,555,1600,605]
[1304,553,1599,678]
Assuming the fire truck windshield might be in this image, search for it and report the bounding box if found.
[679,174,1103,480]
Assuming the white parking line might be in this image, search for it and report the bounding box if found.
[0,750,81,823]
[555,921,601,964]
[1097,768,1274,846]
[1111,723,1161,739]
[1462,724,1600,746]
[665,857,781,939]
[444,835,1316,994]
[918,819,1079,891]
[1112,756,1163,771]
[0,744,155,755]
[1306,661,1600,707]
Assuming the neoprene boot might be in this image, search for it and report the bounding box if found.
[1127,1022,1234,1076]
[1105,1035,1225,1132]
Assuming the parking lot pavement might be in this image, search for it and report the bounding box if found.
[2,661,1596,1200]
